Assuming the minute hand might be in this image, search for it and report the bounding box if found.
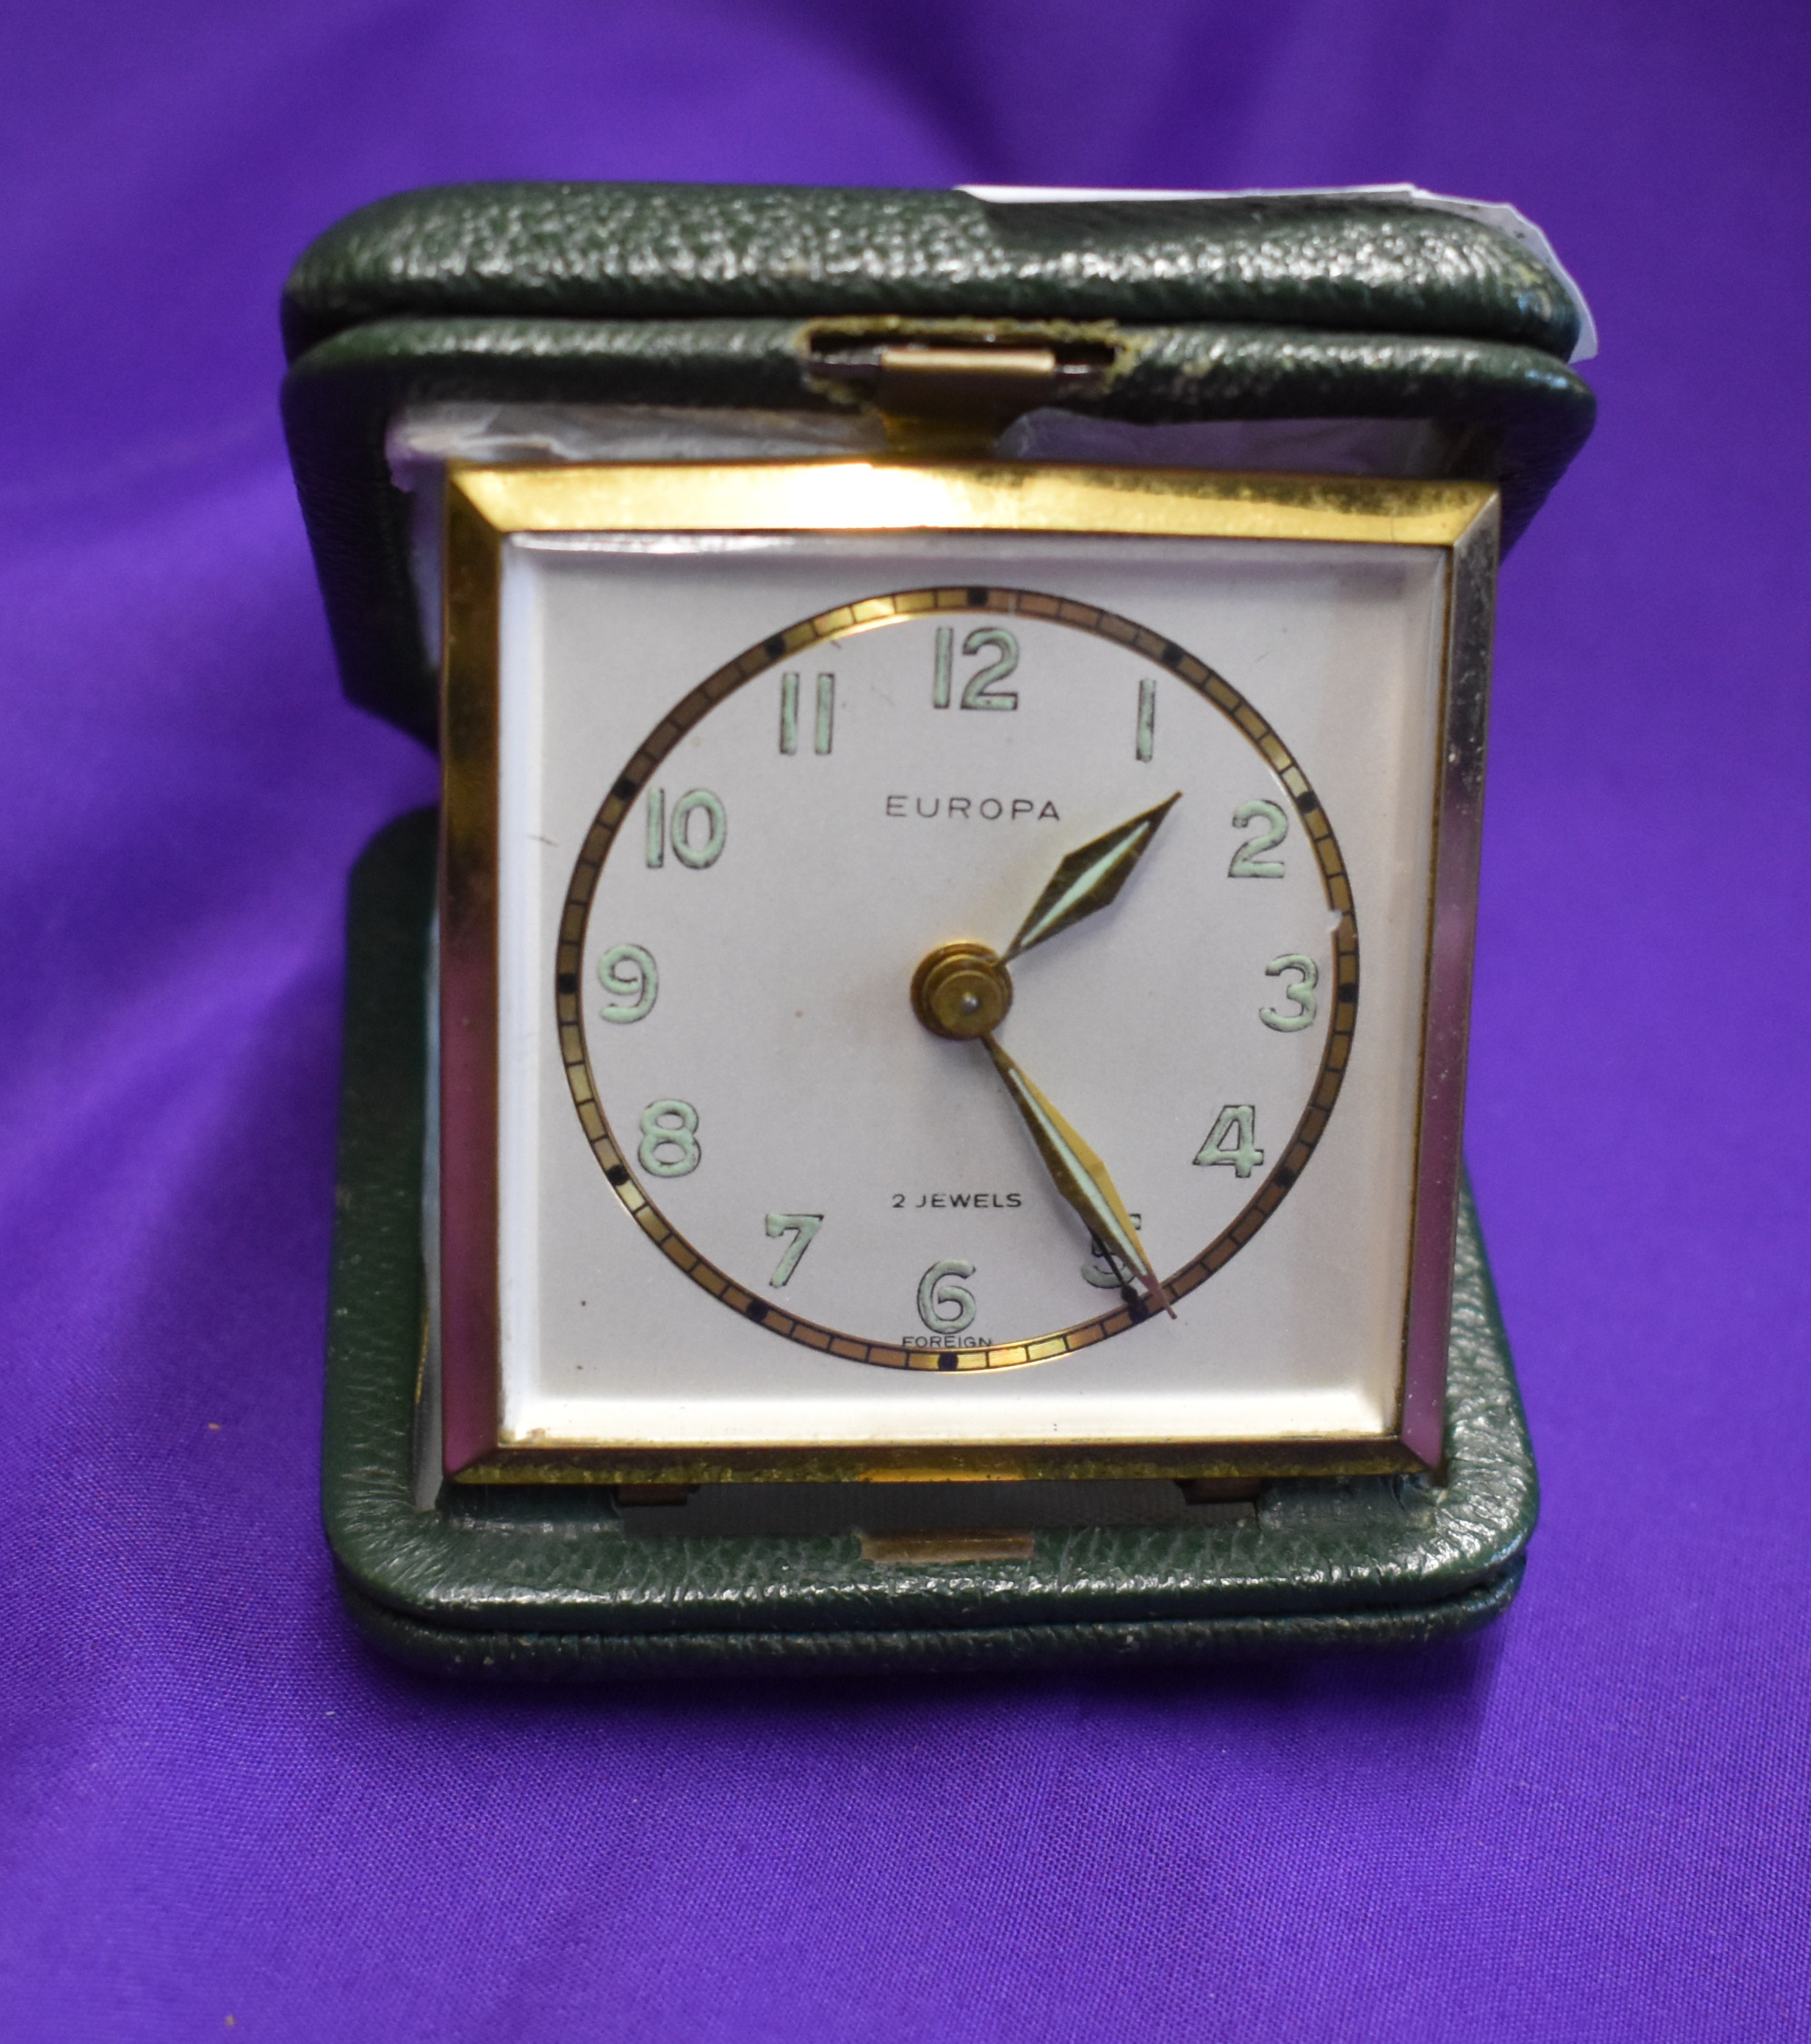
[983,1037,1174,1317]
[1002,792,1181,962]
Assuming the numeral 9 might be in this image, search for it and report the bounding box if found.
[597,943,658,1024]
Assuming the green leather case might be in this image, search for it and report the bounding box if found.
[289,183,1581,1677]
[329,812,1534,1679]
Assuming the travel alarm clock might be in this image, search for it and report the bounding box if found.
[284,182,1594,1674]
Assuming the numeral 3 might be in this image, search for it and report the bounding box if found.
[1260,955,1318,1031]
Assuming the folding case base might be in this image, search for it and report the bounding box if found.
[325,811,1538,1681]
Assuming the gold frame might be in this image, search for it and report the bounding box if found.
[439,461,1499,1483]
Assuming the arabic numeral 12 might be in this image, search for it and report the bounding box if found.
[1194,1105,1264,1178]
[932,624,1019,711]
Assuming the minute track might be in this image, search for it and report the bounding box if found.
[556,584,1360,1373]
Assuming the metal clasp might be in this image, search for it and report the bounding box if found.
[808,328,1118,453]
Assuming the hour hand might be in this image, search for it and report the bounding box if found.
[1002,792,1180,962]
[982,1036,1174,1318]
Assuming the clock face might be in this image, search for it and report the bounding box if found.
[558,588,1356,1372]
[471,511,1460,1462]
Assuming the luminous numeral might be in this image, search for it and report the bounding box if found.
[764,1212,823,1286]
[1229,799,1288,878]
[596,943,658,1024]
[917,1259,977,1334]
[638,1099,700,1177]
[1260,955,1318,1032]
[1082,1213,1143,1288]
[960,627,1019,709]
[644,788,727,869]
[671,790,727,868]
[1136,676,1156,761]
[931,625,1019,711]
[780,673,835,755]
[1194,1105,1264,1178]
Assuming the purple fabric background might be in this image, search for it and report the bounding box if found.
[3,3,1808,2036]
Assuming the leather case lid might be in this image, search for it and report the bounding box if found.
[282,183,1583,362]
[280,183,1595,741]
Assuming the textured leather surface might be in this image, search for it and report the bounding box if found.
[283,313,1594,742]
[324,812,1538,1678]
[339,1564,1525,1681]
[281,183,1583,363]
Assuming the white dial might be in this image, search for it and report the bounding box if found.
[559,586,1354,1371]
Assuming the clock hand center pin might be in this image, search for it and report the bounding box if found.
[909,940,1013,1040]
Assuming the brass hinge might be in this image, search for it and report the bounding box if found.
[810,333,1116,454]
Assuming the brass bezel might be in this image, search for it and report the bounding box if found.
[439,460,1500,1483]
